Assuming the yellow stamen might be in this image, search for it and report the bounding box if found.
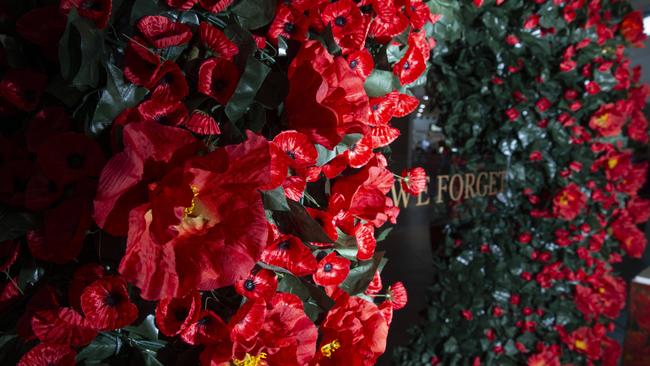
[598,287,606,294]
[558,193,569,207]
[320,339,341,358]
[182,185,200,218]
[594,113,609,127]
[607,158,618,170]
[232,352,267,366]
[575,339,587,351]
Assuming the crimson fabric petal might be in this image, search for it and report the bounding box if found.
[306,207,339,245]
[180,309,229,345]
[26,107,72,153]
[368,93,397,125]
[0,68,47,112]
[137,98,189,126]
[166,0,199,10]
[229,299,267,343]
[268,5,309,43]
[156,291,202,336]
[123,38,162,88]
[347,49,374,80]
[393,92,420,117]
[393,45,426,85]
[346,135,374,168]
[17,285,60,341]
[370,125,400,148]
[36,132,105,185]
[184,110,221,135]
[198,58,240,105]
[60,0,112,29]
[150,61,190,102]
[0,240,19,272]
[137,15,193,49]
[81,276,138,330]
[313,252,351,286]
[199,22,238,60]
[388,281,408,310]
[15,6,66,60]
[17,343,76,366]
[272,130,318,168]
[355,223,376,261]
[260,142,289,190]
[199,0,234,12]
[235,268,278,302]
[261,234,317,276]
[401,167,427,196]
[283,175,306,201]
[31,307,98,346]
[68,264,106,311]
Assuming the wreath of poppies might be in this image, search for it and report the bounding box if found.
[0,0,435,365]
[396,0,650,365]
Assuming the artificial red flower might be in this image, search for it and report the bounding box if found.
[137,15,193,49]
[261,234,317,276]
[627,197,650,223]
[137,98,188,125]
[589,103,627,137]
[563,326,601,360]
[407,0,434,30]
[31,307,98,346]
[199,0,233,13]
[0,68,47,111]
[0,240,19,272]
[314,252,351,286]
[369,7,409,44]
[306,208,339,245]
[347,50,374,80]
[198,22,238,60]
[268,5,309,43]
[393,42,427,85]
[370,125,400,148]
[17,285,60,341]
[314,293,389,365]
[620,11,647,47]
[272,130,318,169]
[156,291,201,336]
[388,281,408,310]
[611,214,647,258]
[198,58,240,105]
[180,309,229,345]
[59,0,112,29]
[393,92,420,117]
[401,167,427,196]
[369,94,397,125]
[17,343,76,366]
[15,6,66,60]
[322,0,366,52]
[26,107,72,153]
[149,61,190,102]
[166,0,198,10]
[355,223,376,261]
[229,299,266,343]
[346,135,374,168]
[94,122,201,235]
[36,132,105,185]
[575,275,626,319]
[68,263,106,311]
[183,110,221,135]
[81,276,138,330]
[286,41,369,149]
[235,268,278,302]
[123,38,162,88]
[552,183,586,221]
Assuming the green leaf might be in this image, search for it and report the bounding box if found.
[59,9,105,90]
[0,208,37,242]
[277,273,334,321]
[231,0,276,29]
[77,333,122,363]
[376,227,394,242]
[225,55,271,122]
[262,187,290,211]
[365,70,400,97]
[0,36,25,68]
[124,315,159,341]
[315,133,363,166]
[340,251,385,295]
[272,200,334,243]
[88,63,148,137]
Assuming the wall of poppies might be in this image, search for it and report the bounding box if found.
[396,0,650,365]
[0,0,438,365]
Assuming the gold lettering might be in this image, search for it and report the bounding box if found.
[449,174,464,201]
[416,177,431,206]
[391,182,410,208]
[476,172,488,196]
[436,175,450,203]
[488,172,498,196]
[498,171,507,194]
[464,173,476,199]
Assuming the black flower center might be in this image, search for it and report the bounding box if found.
[350,60,358,69]
[403,61,410,70]
[212,78,227,92]
[284,22,295,34]
[334,16,346,27]
[371,104,380,111]
[197,316,211,326]
[316,251,328,261]
[323,263,333,272]
[244,279,256,291]
[360,5,373,14]
[155,115,170,125]
[278,241,291,250]
[13,177,27,192]
[162,73,174,85]
[286,150,296,160]
[22,89,36,102]
[66,153,85,169]
[81,0,103,11]
[174,308,189,322]
[105,292,122,307]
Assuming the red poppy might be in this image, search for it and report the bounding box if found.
[393,92,420,117]
[68,263,106,311]
[575,275,626,319]
[137,98,189,126]
[123,38,162,88]
[355,223,376,261]
[393,43,427,85]
[365,271,383,295]
[15,6,67,60]
[93,122,201,236]
[31,307,98,346]
[17,343,76,366]
[589,103,627,137]
[313,252,350,287]
[26,107,72,153]
[184,110,221,135]
[272,130,318,169]
[235,268,278,302]
[262,143,291,190]
[368,94,397,126]
[268,5,309,43]
[346,135,374,168]
[229,299,267,343]
[261,234,317,276]
[0,277,21,313]
[59,0,112,29]
[388,281,407,310]
[621,11,647,47]
[36,132,105,185]
[552,183,586,221]
[321,0,367,52]
[369,9,409,44]
[401,167,427,196]
[149,61,190,102]
[199,22,238,60]
[118,132,271,300]
[17,285,60,341]
[314,293,389,365]
[156,291,201,336]
[407,1,434,30]
[0,68,47,111]
[180,309,229,345]
[199,0,234,13]
[166,0,198,10]
[81,276,138,330]
[0,240,19,272]
[347,50,374,80]
[198,58,240,105]
[137,15,193,49]
[306,207,339,245]
[286,41,369,149]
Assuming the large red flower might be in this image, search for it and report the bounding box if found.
[286,41,369,149]
[261,234,317,276]
[552,183,586,221]
[117,131,271,300]
[80,276,138,330]
[17,343,76,366]
[588,103,627,137]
